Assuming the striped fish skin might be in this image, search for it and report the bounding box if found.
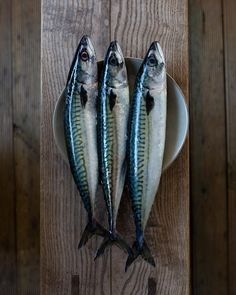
[64,36,104,247]
[96,41,130,256]
[127,42,167,268]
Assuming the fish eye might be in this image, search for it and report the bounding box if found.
[80,50,89,61]
[109,54,118,66]
[148,55,158,67]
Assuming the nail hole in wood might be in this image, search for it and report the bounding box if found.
[71,275,80,295]
[148,277,157,295]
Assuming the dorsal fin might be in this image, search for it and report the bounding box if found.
[145,91,154,115]
[109,89,117,111]
[80,85,88,108]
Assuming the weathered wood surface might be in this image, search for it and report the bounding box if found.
[110,0,189,294]
[223,0,236,294]
[0,0,40,294]
[41,0,189,294]
[1,0,236,293]
[12,0,41,293]
[0,1,16,294]
[41,1,111,294]
[190,0,228,294]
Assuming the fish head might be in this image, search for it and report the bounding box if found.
[141,42,166,89]
[67,35,97,85]
[104,41,128,88]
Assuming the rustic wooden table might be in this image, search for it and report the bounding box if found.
[41,0,189,294]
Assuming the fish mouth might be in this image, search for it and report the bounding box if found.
[109,40,118,51]
[108,41,123,56]
[80,35,90,47]
[78,35,96,61]
[149,41,159,51]
[148,41,165,63]
[107,40,124,66]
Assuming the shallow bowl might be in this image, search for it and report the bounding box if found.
[53,58,188,171]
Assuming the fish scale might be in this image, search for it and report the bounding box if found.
[126,41,167,270]
[96,41,131,259]
[129,92,150,235]
[65,81,91,215]
[141,101,151,220]
[64,35,107,249]
[98,89,117,227]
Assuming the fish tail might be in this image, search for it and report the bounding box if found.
[78,219,107,249]
[125,240,156,271]
[94,232,132,260]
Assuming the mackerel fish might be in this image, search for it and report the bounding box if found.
[96,41,131,258]
[64,35,106,248]
[126,42,167,270]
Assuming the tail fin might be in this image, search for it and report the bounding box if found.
[78,220,107,249]
[94,233,132,259]
[125,240,155,271]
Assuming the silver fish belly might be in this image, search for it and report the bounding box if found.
[64,35,106,249]
[65,82,98,216]
[101,86,129,229]
[96,41,131,258]
[126,41,167,270]
[133,87,166,231]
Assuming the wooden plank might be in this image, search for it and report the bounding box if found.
[0,1,17,294]
[189,1,228,294]
[223,0,236,294]
[110,0,190,294]
[11,0,41,293]
[40,1,111,294]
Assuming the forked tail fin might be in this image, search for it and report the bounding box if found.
[78,219,107,249]
[125,240,155,271]
[94,233,132,259]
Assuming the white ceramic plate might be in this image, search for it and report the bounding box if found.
[53,58,188,171]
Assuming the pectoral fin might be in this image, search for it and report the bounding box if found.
[145,91,154,115]
[80,85,88,108]
[109,89,117,111]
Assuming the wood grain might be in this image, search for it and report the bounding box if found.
[11,0,41,293]
[110,0,190,294]
[40,0,111,294]
[223,0,236,294]
[190,1,228,294]
[41,0,189,293]
[0,1,17,294]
